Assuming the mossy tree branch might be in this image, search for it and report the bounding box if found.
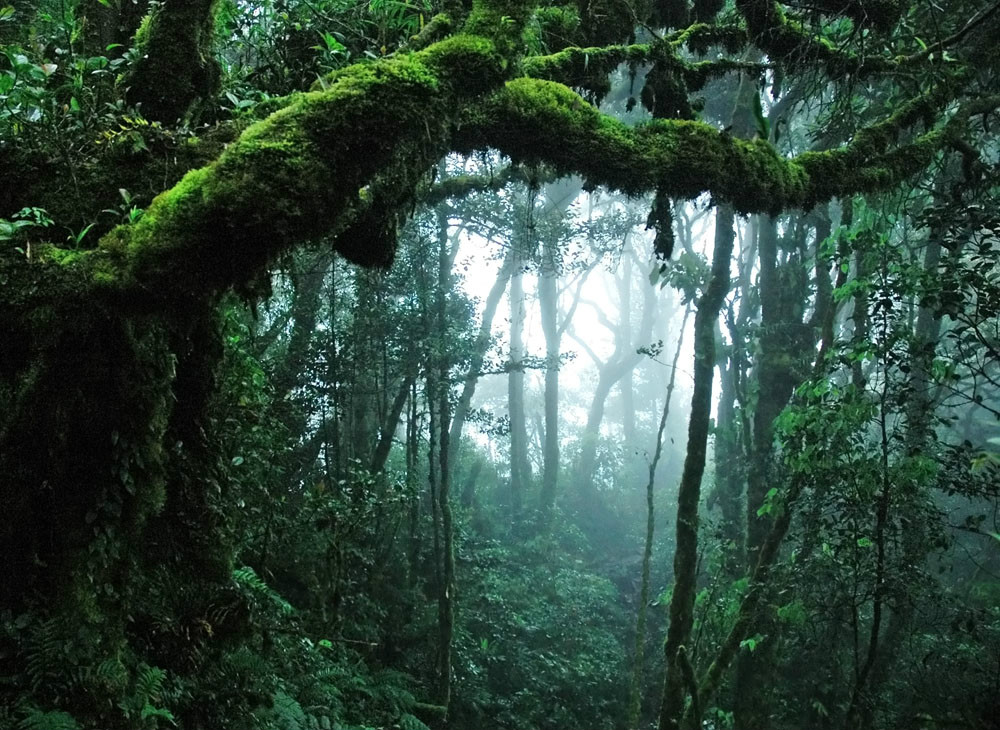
[458,76,974,212]
[38,48,983,308]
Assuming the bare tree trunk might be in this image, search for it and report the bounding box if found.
[573,246,656,497]
[372,374,416,473]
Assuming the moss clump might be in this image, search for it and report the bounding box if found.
[125,0,222,121]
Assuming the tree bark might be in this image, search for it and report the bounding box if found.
[658,204,736,730]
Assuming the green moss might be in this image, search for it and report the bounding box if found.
[125,0,222,121]
[532,5,582,50]
[521,43,657,84]
[463,0,536,58]
[104,34,505,296]
[456,76,948,214]
[409,12,454,50]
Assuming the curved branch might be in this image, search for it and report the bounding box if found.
[457,76,968,212]
[36,40,977,310]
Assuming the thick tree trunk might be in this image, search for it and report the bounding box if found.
[125,0,221,121]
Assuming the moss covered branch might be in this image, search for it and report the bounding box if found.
[457,76,968,213]
[100,35,506,298]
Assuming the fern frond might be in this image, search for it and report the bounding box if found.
[233,566,295,615]
[16,708,80,730]
[398,713,431,730]
[272,691,306,730]
[134,665,166,705]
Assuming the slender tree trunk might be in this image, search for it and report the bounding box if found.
[621,252,637,444]
[448,251,514,467]
[539,234,560,514]
[407,381,421,585]
[658,204,735,730]
[628,306,690,729]
[435,211,455,713]
[712,353,744,573]
[508,244,530,514]
[372,374,416,473]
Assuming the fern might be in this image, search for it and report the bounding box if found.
[139,705,176,725]
[119,664,175,728]
[16,708,80,730]
[134,665,166,705]
[233,566,295,615]
[272,691,307,730]
[220,646,273,678]
[24,619,66,694]
[398,713,431,730]
[91,656,128,692]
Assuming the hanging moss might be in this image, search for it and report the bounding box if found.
[808,0,905,32]
[647,191,676,259]
[692,0,725,22]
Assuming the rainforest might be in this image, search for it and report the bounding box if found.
[1,0,998,728]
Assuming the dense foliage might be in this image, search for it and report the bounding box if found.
[1,0,999,729]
